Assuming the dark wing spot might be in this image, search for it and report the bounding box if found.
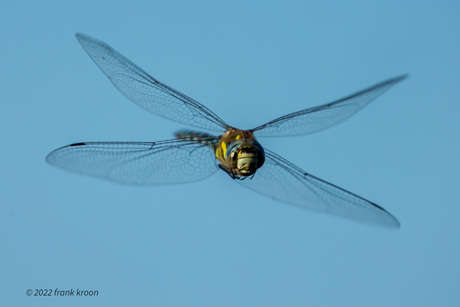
[70,142,86,147]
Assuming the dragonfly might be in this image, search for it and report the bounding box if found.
[46,33,407,228]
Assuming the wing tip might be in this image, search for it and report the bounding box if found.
[45,142,88,164]
[392,73,409,83]
[75,33,103,50]
[45,150,58,165]
[384,218,401,229]
[369,201,401,229]
[75,32,88,43]
[375,210,401,229]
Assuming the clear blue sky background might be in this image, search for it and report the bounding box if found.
[2,1,459,306]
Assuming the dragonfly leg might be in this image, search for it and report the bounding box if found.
[218,164,237,180]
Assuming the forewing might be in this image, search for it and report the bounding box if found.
[252,75,407,137]
[238,149,400,228]
[76,33,229,131]
[46,140,218,185]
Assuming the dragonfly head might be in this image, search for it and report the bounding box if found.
[225,139,265,177]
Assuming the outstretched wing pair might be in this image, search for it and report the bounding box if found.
[46,33,406,228]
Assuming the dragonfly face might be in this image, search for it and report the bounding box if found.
[46,33,408,228]
[233,143,263,176]
[211,128,265,179]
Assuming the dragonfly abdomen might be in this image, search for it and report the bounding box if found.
[174,130,218,146]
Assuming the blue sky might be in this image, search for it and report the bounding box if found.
[1,0,459,306]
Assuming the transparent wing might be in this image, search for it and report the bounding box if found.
[238,149,400,228]
[252,75,407,137]
[46,140,219,185]
[76,33,229,131]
